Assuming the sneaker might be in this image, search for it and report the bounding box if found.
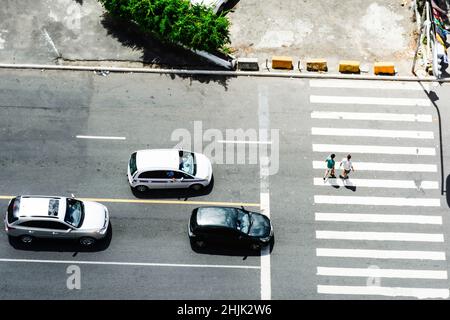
[323,177,326,181]
[330,175,336,178]
[339,175,344,179]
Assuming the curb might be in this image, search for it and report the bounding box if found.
[0,63,449,82]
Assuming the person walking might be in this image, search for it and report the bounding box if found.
[340,154,355,179]
[323,153,336,180]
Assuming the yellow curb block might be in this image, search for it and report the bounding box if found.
[374,62,395,75]
[271,56,293,70]
[307,59,328,72]
[339,60,360,74]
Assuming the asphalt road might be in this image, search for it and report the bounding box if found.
[0,69,450,299]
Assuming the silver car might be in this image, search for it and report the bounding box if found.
[4,195,109,246]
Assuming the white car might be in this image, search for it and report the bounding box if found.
[190,0,229,14]
[127,149,213,192]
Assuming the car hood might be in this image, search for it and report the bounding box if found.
[80,201,108,230]
[195,153,213,181]
[248,213,272,238]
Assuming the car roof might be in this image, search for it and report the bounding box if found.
[196,207,238,228]
[17,196,66,220]
[135,149,181,171]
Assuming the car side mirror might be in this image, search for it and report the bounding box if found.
[66,229,72,233]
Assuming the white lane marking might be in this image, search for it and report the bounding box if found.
[310,95,431,106]
[76,135,126,140]
[313,144,436,156]
[309,79,430,91]
[42,28,60,57]
[311,127,434,139]
[314,178,439,190]
[258,85,271,301]
[217,140,272,144]
[0,258,260,269]
[316,248,446,260]
[316,230,444,242]
[260,193,271,301]
[313,161,437,172]
[314,195,441,207]
[315,212,442,225]
[317,285,449,299]
[317,267,448,279]
[311,111,432,122]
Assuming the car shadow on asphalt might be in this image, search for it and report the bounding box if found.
[131,175,215,199]
[8,224,113,253]
[189,236,275,257]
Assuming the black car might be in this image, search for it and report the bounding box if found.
[188,206,274,250]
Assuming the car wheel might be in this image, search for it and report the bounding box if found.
[190,184,203,191]
[251,243,261,251]
[135,185,148,192]
[20,235,34,244]
[195,240,206,248]
[79,237,96,247]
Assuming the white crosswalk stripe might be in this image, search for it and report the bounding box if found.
[312,127,434,139]
[314,212,442,225]
[311,111,433,122]
[309,79,430,91]
[316,230,444,242]
[313,161,437,172]
[314,178,438,189]
[316,248,446,260]
[317,267,448,279]
[314,195,441,206]
[310,81,446,299]
[313,144,436,156]
[317,285,449,299]
[310,95,431,106]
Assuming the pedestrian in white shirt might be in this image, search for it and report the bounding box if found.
[339,154,355,179]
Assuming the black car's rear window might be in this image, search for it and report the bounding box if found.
[7,197,20,223]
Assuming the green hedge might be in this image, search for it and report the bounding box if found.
[99,0,231,52]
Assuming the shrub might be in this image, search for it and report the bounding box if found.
[99,0,231,52]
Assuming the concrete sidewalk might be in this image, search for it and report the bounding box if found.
[0,0,421,74]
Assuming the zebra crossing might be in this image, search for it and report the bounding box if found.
[310,79,449,299]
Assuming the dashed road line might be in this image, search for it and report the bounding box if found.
[76,135,126,140]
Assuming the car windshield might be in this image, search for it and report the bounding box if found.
[64,198,84,228]
[237,209,251,234]
[129,152,138,177]
[179,151,196,175]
